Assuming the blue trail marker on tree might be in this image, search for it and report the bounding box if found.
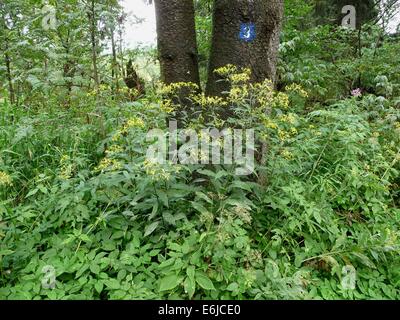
[239,23,256,42]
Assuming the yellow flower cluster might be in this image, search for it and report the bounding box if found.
[281,149,294,160]
[278,129,291,141]
[112,117,145,141]
[160,99,175,113]
[279,113,296,124]
[105,145,123,155]
[214,65,251,84]
[160,82,199,95]
[273,92,290,109]
[229,86,249,101]
[143,160,180,182]
[214,64,238,76]
[262,117,278,129]
[285,83,309,98]
[0,171,12,186]
[59,155,73,180]
[86,90,97,97]
[126,117,145,129]
[190,93,228,108]
[95,158,122,172]
[229,69,251,84]
[278,128,298,142]
[253,79,274,107]
[99,84,109,91]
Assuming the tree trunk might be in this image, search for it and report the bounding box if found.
[4,39,15,105]
[89,0,100,88]
[206,0,284,96]
[110,27,119,95]
[154,0,200,89]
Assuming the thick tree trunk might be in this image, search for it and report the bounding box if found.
[154,0,200,88]
[206,0,284,96]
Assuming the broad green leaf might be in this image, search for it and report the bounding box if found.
[184,276,196,299]
[144,221,160,237]
[195,273,215,291]
[159,274,181,291]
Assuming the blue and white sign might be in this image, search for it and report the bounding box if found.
[239,23,256,42]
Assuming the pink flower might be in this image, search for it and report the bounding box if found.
[351,88,362,97]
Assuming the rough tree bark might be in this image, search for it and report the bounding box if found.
[154,0,201,91]
[206,0,284,96]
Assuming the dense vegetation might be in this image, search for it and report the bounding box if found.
[0,0,399,300]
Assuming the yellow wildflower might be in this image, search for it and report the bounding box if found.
[160,82,199,95]
[143,159,172,181]
[279,113,296,124]
[285,83,309,98]
[281,149,294,160]
[229,69,251,83]
[229,86,249,101]
[214,64,238,76]
[274,92,290,109]
[190,93,228,108]
[95,158,122,172]
[160,99,175,113]
[278,130,290,142]
[126,117,145,129]
[105,145,123,155]
[0,171,12,186]
[262,117,278,130]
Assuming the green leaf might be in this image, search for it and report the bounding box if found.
[226,282,239,292]
[104,279,120,290]
[144,221,160,237]
[191,202,209,215]
[95,281,103,294]
[184,276,196,299]
[90,264,100,275]
[186,266,195,281]
[195,273,215,291]
[25,188,39,198]
[352,252,376,269]
[159,274,181,291]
